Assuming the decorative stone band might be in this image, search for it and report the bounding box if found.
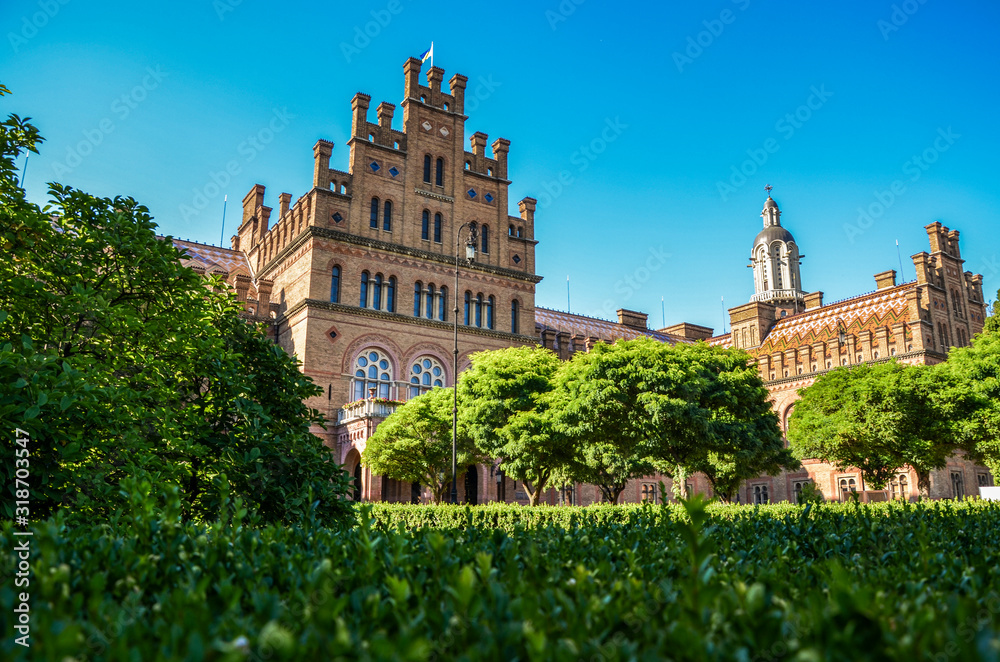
[283,299,540,344]
[413,188,455,203]
[259,225,543,285]
[762,349,942,387]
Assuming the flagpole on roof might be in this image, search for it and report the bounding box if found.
[220,194,228,248]
[721,295,726,335]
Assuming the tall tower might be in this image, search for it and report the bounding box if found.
[749,192,804,316]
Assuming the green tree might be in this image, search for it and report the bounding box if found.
[459,346,569,506]
[939,295,1000,477]
[0,89,351,525]
[550,340,659,504]
[550,338,793,503]
[787,361,955,494]
[686,345,797,502]
[362,388,484,503]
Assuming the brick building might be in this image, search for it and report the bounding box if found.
[172,58,993,505]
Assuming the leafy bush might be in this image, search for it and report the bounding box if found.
[3,490,999,660]
[0,90,351,526]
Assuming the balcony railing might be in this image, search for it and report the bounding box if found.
[750,289,806,304]
[336,399,400,425]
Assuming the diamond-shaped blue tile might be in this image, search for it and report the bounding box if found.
[512,254,521,264]
[332,212,343,223]
[370,161,380,172]
[484,193,494,203]
[467,188,477,198]
[389,166,399,178]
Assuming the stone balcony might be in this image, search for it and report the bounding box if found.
[750,289,806,304]
[336,399,400,425]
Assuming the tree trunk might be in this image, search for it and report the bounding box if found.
[673,464,688,500]
[524,472,549,506]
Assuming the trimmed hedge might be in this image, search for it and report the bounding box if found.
[3,491,999,661]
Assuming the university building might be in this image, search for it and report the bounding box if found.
[171,58,993,505]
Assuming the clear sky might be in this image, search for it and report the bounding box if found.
[3,0,998,331]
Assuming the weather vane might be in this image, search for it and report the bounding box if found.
[764,184,773,196]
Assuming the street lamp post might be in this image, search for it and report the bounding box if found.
[452,223,478,504]
[838,318,851,367]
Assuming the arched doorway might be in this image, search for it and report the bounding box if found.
[463,465,478,506]
[411,482,421,504]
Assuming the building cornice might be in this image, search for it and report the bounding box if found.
[259,225,542,284]
[414,188,455,204]
[282,299,540,343]
[762,349,945,388]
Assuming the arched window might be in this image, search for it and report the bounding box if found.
[481,225,489,253]
[421,210,430,240]
[486,295,495,329]
[413,282,422,316]
[425,284,435,319]
[352,349,394,400]
[438,286,447,321]
[360,271,370,308]
[517,226,523,238]
[772,244,783,289]
[386,276,396,313]
[508,224,514,236]
[839,477,858,502]
[475,293,483,328]
[372,273,383,310]
[408,356,445,399]
[370,197,379,229]
[383,200,392,232]
[423,154,431,184]
[330,265,341,303]
[464,291,471,325]
[511,299,520,334]
[433,213,442,243]
[752,484,769,504]
[435,157,444,186]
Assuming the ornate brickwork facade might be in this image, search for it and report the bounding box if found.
[172,60,993,505]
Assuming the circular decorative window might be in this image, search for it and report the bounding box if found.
[408,356,445,399]
[352,349,393,400]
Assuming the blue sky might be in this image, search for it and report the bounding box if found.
[3,0,998,331]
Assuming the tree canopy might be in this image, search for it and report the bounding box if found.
[938,294,1000,477]
[458,346,570,506]
[549,338,794,503]
[362,387,484,503]
[0,89,351,525]
[787,361,955,493]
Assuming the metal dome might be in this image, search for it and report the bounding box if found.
[753,224,795,249]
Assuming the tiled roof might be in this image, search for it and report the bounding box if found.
[535,308,692,345]
[757,282,916,354]
[707,333,733,348]
[169,238,252,276]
